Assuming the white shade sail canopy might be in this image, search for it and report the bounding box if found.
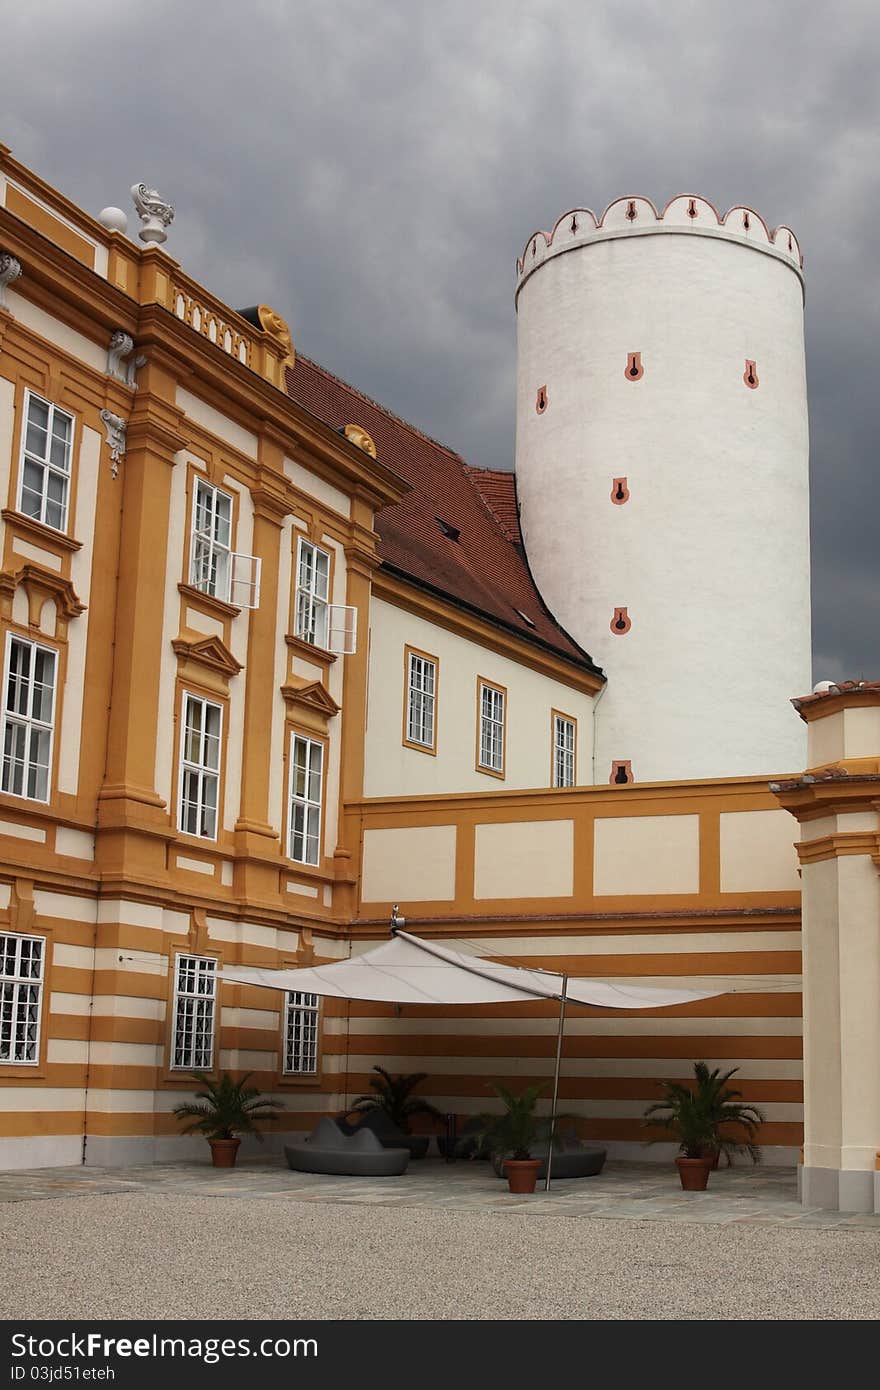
[220,929,721,1009]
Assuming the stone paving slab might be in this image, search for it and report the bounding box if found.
[0,1156,876,1228]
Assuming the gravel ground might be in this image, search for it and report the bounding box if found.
[2,1193,879,1320]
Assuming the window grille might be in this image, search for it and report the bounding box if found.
[1,635,57,803]
[406,652,436,748]
[179,693,222,839]
[0,932,44,1064]
[171,954,217,1070]
[283,991,320,1074]
[553,714,576,788]
[19,391,73,533]
[478,682,505,773]
[289,734,323,866]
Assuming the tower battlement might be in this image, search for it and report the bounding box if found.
[516,195,803,294]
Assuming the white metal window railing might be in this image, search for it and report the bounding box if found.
[479,683,505,772]
[179,693,222,839]
[171,954,217,1071]
[289,734,323,866]
[554,714,576,788]
[283,991,320,1074]
[0,932,44,1064]
[19,391,73,533]
[1,634,57,803]
[190,479,261,609]
[407,652,436,747]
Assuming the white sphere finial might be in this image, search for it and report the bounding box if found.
[812,680,836,695]
[97,207,128,234]
[129,182,174,245]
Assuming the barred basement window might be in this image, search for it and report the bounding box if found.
[289,733,324,866]
[406,649,437,751]
[18,391,74,533]
[179,693,223,839]
[477,680,505,775]
[553,713,576,788]
[1,634,57,803]
[283,991,320,1075]
[171,954,217,1071]
[0,932,44,1064]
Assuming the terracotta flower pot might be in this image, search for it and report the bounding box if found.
[697,1144,720,1171]
[503,1159,543,1194]
[675,1155,711,1191]
[208,1137,241,1168]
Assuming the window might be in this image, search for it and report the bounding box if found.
[0,933,44,1064]
[171,954,217,1070]
[190,480,233,601]
[18,391,73,532]
[178,693,222,839]
[283,991,320,1075]
[405,648,437,752]
[553,713,576,788]
[294,539,331,649]
[1,635,57,803]
[289,734,323,866]
[477,679,505,776]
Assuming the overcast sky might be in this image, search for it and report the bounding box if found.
[3,1,879,681]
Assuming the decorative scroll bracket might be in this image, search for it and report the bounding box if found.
[106,330,146,388]
[100,409,127,478]
[0,253,22,311]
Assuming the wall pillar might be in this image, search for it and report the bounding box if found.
[773,683,880,1213]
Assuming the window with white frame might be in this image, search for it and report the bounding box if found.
[0,932,44,1064]
[294,539,331,649]
[478,681,505,774]
[283,991,320,1074]
[553,714,576,788]
[406,649,436,750]
[288,734,323,866]
[171,954,217,1070]
[1,635,57,803]
[190,480,233,601]
[18,392,74,533]
[178,693,222,839]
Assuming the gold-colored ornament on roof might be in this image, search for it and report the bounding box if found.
[344,424,377,458]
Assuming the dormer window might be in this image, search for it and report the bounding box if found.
[513,608,536,628]
[436,518,460,542]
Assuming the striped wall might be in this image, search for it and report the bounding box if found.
[332,924,803,1164]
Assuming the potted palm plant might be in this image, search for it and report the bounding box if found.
[691,1062,765,1168]
[473,1082,554,1194]
[345,1066,443,1156]
[173,1071,284,1167]
[642,1078,717,1190]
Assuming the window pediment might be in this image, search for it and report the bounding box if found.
[171,633,242,678]
[280,676,340,725]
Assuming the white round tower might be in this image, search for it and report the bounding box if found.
[514,195,811,784]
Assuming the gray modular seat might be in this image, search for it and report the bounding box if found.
[336,1109,431,1159]
[285,1117,410,1177]
[492,1133,607,1180]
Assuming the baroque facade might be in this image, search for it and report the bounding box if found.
[0,147,858,1199]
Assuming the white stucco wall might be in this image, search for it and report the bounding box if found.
[363,597,596,796]
[515,204,811,784]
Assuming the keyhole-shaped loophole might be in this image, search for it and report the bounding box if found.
[626,200,637,221]
[742,211,750,230]
[625,352,644,381]
[571,215,578,233]
[610,606,631,635]
[743,359,759,389]
[535,385,548,414]
[687,198,698,219]
[610,760,633,785]
[611,476,630,505]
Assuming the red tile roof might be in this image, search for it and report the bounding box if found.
[792,680,880,710]
[285,356,601,675]
[464,467,522,543]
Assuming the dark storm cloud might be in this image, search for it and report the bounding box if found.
[3,0,879,680]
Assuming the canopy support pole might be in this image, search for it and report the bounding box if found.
[544,974,568,1192]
